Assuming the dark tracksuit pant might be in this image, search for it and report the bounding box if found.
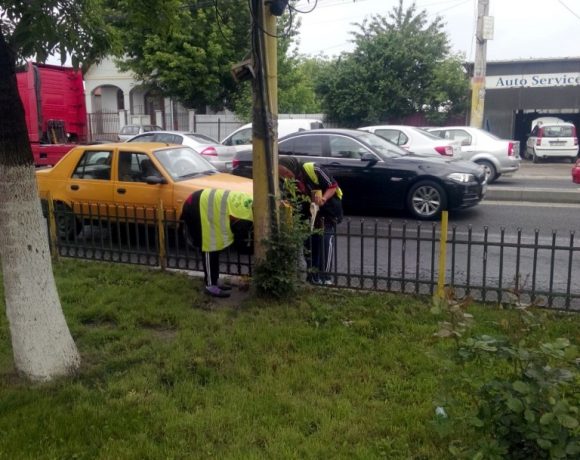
[181,190,220,287]
[306,218,336,282]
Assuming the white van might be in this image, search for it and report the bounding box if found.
[221,118,324,151]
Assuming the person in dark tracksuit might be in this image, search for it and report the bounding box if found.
[278,157,343,285]
[181,188,253,298]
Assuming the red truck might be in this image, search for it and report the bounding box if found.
[17,62,87,167]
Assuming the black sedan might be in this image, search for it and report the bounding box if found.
[232,129,487,220]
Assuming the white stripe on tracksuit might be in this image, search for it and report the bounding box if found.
[325,234,334,273]
[205,252,214,287]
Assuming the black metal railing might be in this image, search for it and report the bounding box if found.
[45,202,580,311]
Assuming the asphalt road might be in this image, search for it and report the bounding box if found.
[335,200,580,309]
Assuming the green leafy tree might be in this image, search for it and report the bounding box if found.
[0,0,112,381]
[106,0,252,112]
[316,0,468,127]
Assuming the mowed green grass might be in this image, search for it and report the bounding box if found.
[0,260,578,459]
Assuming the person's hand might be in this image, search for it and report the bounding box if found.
[314,194,326,206]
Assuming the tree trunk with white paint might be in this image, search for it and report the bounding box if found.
[0,31,80,381]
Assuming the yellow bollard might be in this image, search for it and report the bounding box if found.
[436,210,449,298]
[157,200,166,270]
[47,193,59,261]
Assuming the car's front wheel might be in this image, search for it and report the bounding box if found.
[55,202,82,240]
[407,181,447,220]
[476,160,497,183]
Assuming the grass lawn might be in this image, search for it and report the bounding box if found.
[0,260,578,459]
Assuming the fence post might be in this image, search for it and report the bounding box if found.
[436,210,448,298]
[46,193,59,261]
[218,118,221,141]
[157,200,167,270]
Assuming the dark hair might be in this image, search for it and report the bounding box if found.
[278,156,302,177]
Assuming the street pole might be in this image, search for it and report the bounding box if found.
[470,0,490,129]
[251,0,280,262]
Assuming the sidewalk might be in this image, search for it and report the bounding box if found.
[486,160,580,204]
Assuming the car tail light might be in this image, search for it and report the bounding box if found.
[232,158,239,169]
[508,142,514,156]
[200,147,218,157]
[573,126,578,146]
[434,146,453,156]
[536,127,543,146]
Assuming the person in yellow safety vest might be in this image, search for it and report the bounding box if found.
[181,188,253,298]
[278,157,343,285]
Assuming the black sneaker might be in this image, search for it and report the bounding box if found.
[204,286,231,298]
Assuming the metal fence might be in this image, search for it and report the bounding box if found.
[88,112,120,142]
[45,202,580,311]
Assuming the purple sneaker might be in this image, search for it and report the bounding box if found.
[204,285,230,298]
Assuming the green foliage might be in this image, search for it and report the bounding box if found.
[461,336,579,459]
[1,261,579,458]
[430,287,580,459]
[315,0,468,127]
[0,0,115,68]
[253,183,312,300]
[229,15,323,117]
[105,0,251,111]
[431,288,474,347]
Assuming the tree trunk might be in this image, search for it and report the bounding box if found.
[0,32,80,381]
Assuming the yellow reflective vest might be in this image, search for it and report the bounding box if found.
[302,162,343,200]
[200,189,253,252]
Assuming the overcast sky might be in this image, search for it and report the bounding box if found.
[294,0,580,62]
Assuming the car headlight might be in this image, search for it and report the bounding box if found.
[447,173,474,183]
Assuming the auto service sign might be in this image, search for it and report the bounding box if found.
[487,73,580,89]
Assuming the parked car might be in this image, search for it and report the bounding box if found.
[36,142,252,237]
[427,126,520,183]
[572,159,580,184]
[126,130,236,172]
[232,129,486,220]
[525,121,578,163]
[117,124,163,141]
[358,125,461,158]
[221,118,324,152]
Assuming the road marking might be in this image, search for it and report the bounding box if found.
[481,200,580,208]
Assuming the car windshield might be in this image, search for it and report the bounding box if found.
[356,132,408,158]
[153,147,217,180]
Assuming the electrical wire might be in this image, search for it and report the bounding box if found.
[213,0,239,47]
[289,0,318,14]
[558,0,580,21]
[248,0,295,39]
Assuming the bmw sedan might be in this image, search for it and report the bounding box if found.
[232,129,486,220]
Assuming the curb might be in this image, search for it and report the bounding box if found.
[486,187,580,204]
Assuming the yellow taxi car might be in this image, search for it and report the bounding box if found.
[36,142,253,235]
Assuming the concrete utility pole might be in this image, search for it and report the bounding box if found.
[470,0,492,128]
[251,0,281,262]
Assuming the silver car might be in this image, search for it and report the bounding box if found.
[358,125,462,158]
[126,130,237,172]
[117,124,163,141]
[427,126,520,183]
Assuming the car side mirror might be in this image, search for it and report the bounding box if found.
[145,176,166,185]
[361,152,378,164]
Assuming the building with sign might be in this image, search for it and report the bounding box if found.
[471,57,580,148]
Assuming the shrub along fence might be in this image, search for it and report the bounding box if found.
[43,199,580,311]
